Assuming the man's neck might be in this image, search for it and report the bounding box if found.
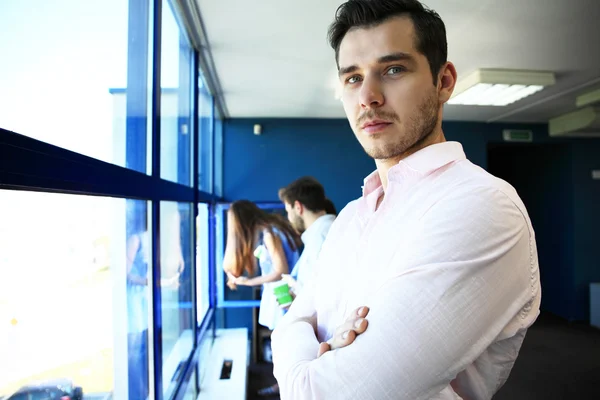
[375,129,446,192]
[303,210,327,231]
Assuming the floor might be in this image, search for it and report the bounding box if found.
[494,312,600,399]
[246,312,600,399]
[247,362,279,400]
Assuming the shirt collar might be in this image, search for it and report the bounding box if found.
[361,170,382,197]
[361,142,466,197]
[301,214,335,242]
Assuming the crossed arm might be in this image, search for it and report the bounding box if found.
[271,190,538,400]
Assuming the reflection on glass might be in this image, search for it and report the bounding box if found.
[0,190,149,400]
[197,203,210,321]
[160,202,194,397]
[160,0,193,186]
[126,200,151,400]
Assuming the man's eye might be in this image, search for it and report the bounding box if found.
[386,66,405,75]
[346,75,362,84]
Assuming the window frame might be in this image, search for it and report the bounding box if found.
[0,0,220,398]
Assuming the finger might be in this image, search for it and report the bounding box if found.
[356,306,370,318]
[317,342,330,357]
[330,329,356,351]
[353,317,369,335]
[336,317,368,337]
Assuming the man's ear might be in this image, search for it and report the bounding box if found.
[437,61,457,104]
[294,200,304,215]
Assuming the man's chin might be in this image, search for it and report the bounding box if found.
[292,223,305,234]
[364,147,402,160]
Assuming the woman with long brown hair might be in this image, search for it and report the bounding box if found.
[223,200,302,330]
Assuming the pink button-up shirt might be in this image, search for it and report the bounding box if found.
[272,142,541,400]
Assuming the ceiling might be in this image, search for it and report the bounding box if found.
[196,0,600,123]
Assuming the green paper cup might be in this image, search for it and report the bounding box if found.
[273,282,293,308]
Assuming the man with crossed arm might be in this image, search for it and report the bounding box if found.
[271,1,541,399]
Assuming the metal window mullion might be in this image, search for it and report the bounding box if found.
[209,96,215,195]
[215,203,225,309]
[151,0,164,398]
[191,49,200,344]
[208,202,217,318]
[190,47,201,399]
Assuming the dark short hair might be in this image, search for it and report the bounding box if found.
[324,198,337,215]
[327,0,447,84]
[279,177,328,213]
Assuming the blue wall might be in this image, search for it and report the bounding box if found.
[223,117,600,323]
[223,118,373,211]
[223,118,554,206]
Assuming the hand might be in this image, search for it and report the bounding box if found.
[226,279,238,290]
[281,274,297,288]
[225,271,238,290]
[161,272,181,290]
[235,276,249,285]
[317,306,369,357]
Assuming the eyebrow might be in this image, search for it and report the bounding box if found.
[338,52,415,76]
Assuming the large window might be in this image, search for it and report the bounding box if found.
[125,200,152,400]
[0,0,218,398]
[0,0,150,173]
[0,191,149,399]
[160,202,194,397]
[161,0,193,186]
[198,75,214,193]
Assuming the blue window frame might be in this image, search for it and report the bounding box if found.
[213,117,224,198]
[198,74,215,194]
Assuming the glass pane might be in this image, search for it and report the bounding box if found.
[213,118,223,197]
[126,200,151,400]
[0,190,150,400]
[160,202,194,397]
[197,203,210,321]
[161,0,193,186]
[0,0,151,174]
[198,75,214,193]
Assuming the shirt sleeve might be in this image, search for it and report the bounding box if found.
[271,187,539,400]
[271,272,321,382]
[271,204,354,392]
